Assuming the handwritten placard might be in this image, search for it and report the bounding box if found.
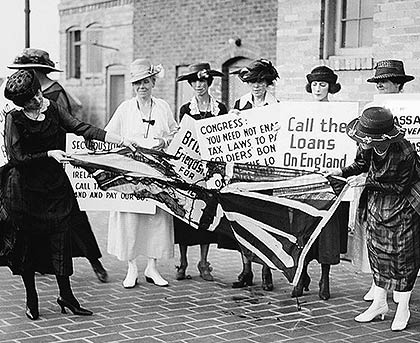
[374,94,420,152]
[65,133,155,213]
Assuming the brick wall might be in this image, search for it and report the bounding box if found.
[132,0,278,112]
[276,0,420,108]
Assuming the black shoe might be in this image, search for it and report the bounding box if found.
[291,271,311,298]
[57,297,93,316]
[25,305,39,320]
[232,271,253,288]
[90,259,108,283]
[319,276,330,300]
[262,268,273,291]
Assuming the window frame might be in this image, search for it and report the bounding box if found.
[334,0,373,56]
[66,27,82,79]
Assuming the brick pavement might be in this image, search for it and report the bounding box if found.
[0,211,419,343]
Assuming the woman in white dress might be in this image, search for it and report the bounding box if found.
[106,59,178,288]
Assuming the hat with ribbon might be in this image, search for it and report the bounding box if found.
[176,62,224,82]
[130,59,164,83]
[367,60,414,84]
[305,65,341,94]
[232,59,279,85]
[346,106,404,146]
[8,48,62,73]
[4,69,41,107]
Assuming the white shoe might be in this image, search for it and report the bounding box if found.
[354,303,388,322]
[391,309,410,331]
[123,261,138,288]
[363,283,375,302]
[144,267,168,287]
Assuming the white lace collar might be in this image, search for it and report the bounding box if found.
[189,95,220,116]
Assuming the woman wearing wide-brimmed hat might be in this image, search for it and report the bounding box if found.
[290,66,348,300]
[362,59,415,302]
[224,59,279,291]
[106,59,178,289]
[174,63,227,281]
[0,69,135,320]
[6,48,108,283]
[367,59,415,94]
[328,106,420,331]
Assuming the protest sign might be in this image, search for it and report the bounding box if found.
[167,115,206,184]
[65,133,155,213]
[374,94,420,153]
[196,102,358,171]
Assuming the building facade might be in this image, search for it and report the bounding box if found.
[59,0,420,126]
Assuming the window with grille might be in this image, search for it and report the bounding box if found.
[322,0,374,69]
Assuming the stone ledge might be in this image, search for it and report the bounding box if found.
[326,56,374,71]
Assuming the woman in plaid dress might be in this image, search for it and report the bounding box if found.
[329,106,420,331]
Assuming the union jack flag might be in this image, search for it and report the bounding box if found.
[70,147,348,285]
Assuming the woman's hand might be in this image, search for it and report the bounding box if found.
[121,137,137,152]
[48,150,73,163]
[322,168,343,178]
[151,138,166,150]
[347,175,365,188]
[228,109,241,116]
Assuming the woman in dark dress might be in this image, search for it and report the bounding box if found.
[291,66,348,300]
[7,48,108,283]
[0,69,134,320]
[226,59,279,291]
[329,106,420,331]
[174,63,227,281]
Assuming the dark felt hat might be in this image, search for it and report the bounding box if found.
[233,59,279,84]
[367,60,414,84]
[176,63,224,82]
[306,65,341,94]
[4,69,41,107]
[8,48,62,72]
[346,106,404,146]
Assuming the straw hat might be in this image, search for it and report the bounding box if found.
[367,60,414,84]
[130,59,163,83]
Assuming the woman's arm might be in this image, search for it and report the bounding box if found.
[341,146,370,178]
[365,152,417,194]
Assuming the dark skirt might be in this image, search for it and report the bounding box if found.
[306,202,349,265]
[174,217,218,246]
[365,192,420,291]
[70,211,102,260]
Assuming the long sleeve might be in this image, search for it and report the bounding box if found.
[341,146,370,178]
[5,112,47,164]
[55,102,106,141]
[161,101,179,148]
[365,152,417,195]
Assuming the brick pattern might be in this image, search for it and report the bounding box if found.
[0,211,419,342]
[277,0,420,107]
[132,0,278,111]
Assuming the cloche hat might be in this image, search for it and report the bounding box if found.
[176,62,224,82]
[367,60,414,84]
[8,48,62,73]
[346,106,404,146]
[130,59,164,83]
[305,65,341,94]
[4,69,41,107]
